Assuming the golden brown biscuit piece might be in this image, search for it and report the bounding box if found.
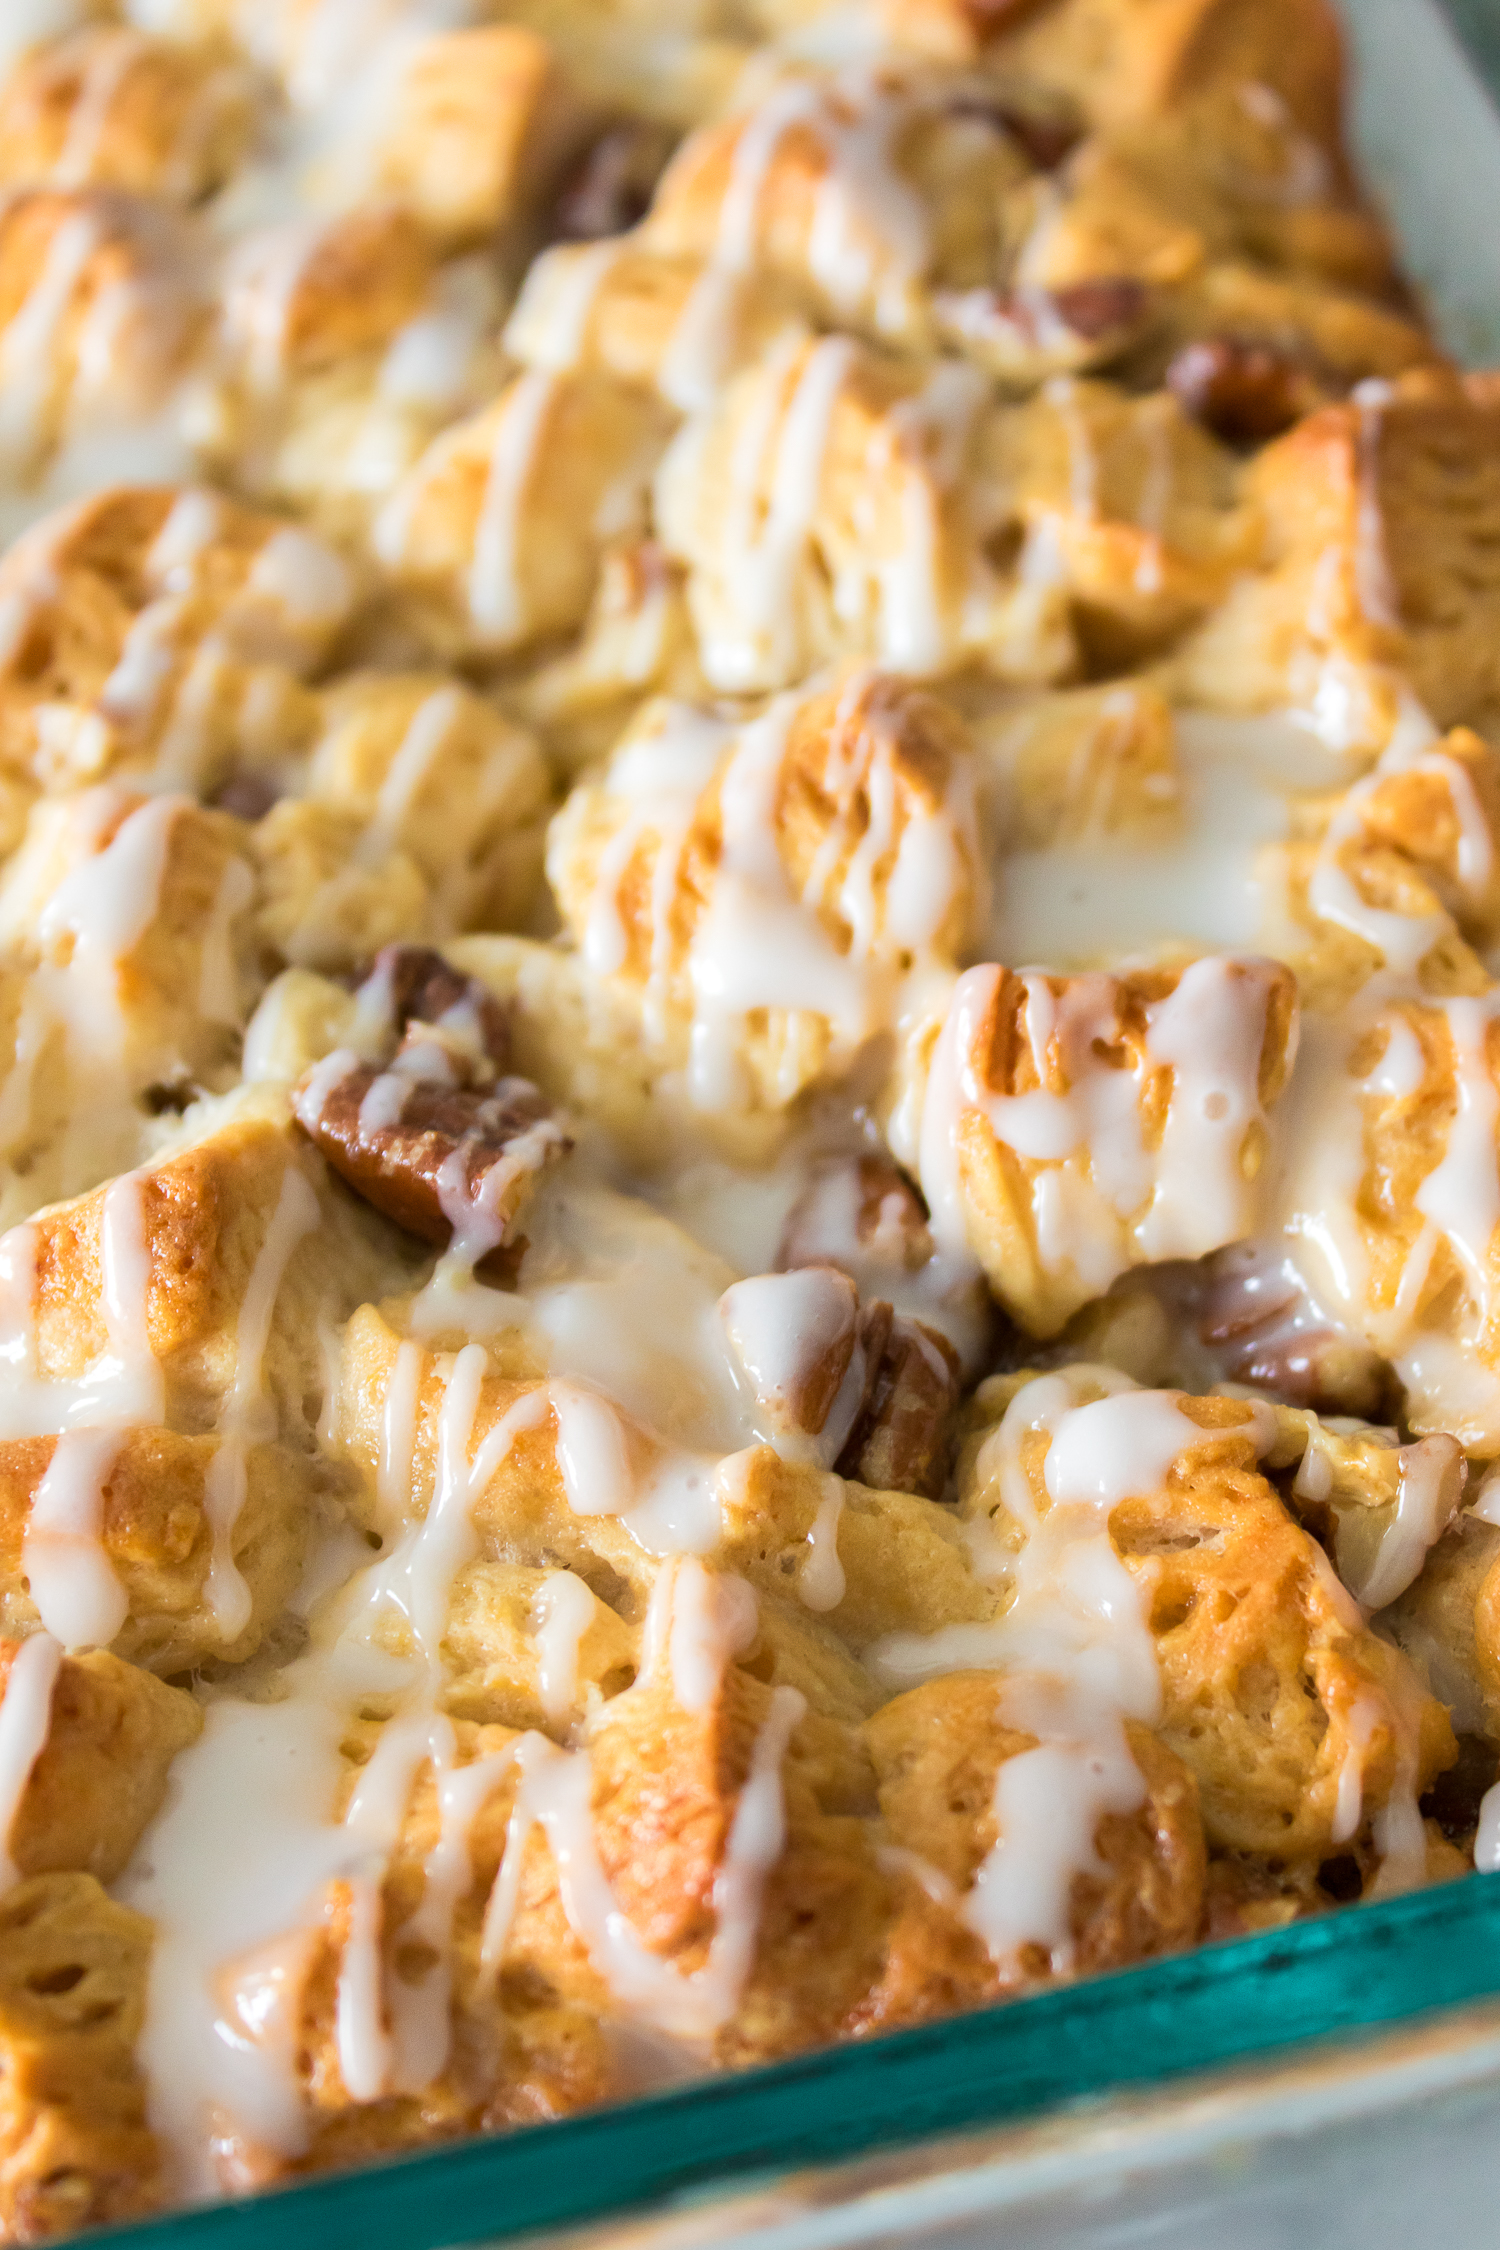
[0,1872,160,2238]
[248,799,435,976]
[1,1643,199,1883]
[957,1369,1455,1863]
[548,675,981,1119]
[1178,372,1500,752]
[209,1719,618,2176]
[13,1111,326,1434]
[0,484,352,817]
[0,28,254,204]
[221,208,438,395]
[0,1430,323,1672]
[972,678,1180,848]
[654,335,1072,691]
[1275,727,1500,1009]
[715,1445,990,1645]
[883,0,1346,151]
[1268,990,1500,1450]
[305,673,550,934]
[373,26,595,250]
[373,371,669,661]
[866,1673,1204,1985]
[903,954,1298,1335]
[0,789,259,1209]
[0,186,207,486]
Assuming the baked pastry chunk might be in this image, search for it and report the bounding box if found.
[0,0,1492,2234]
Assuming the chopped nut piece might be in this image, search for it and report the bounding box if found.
[836,1308,961,1501]
[293,1055,568,1262]
[720,1269,959,1498]
[553,121,677,242]
[1167,336,1315,444]
[352,944,512,1075]
[778,1156,934,1280]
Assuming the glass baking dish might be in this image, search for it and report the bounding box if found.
[84,1875,1500,2250]
[80,6,1500,2247]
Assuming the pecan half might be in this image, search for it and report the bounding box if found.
[720,1268,861,1446]
[553,121,676,242]
[943,94,1081,172]
[835,1306,961,1501]
[720,1265,960,1498]
[292,1052,569,1265]
[351,944,511,1076]
[777,1155,934,1280]
[1166,338,1312,447]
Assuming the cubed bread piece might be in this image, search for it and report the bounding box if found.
[0,789,258,1208]
[654,334,1073,692]
[373,371,669,661]
[866,1673,1204,1983]
[0,1429,321,1670]
[547,675,981,1119]
[191,1721,618,2175]
[1385,1513,1500,1744]
[10,1113,324,1433]
[496,1636,890,2067]
[884,0,1345,152]
[0,186,207,483]
[980,377,1256,665]
[0,28,254,204]
[1,1642,199,1882]
[716,1445,990,1644]
[442,1563,637,1732]
[251,798,435,974]
[504,241,799,403]
[221,207,438,394]
[0,1871,159,2237]
[1280,728,1500,1007]
[1178,372,1500,752]
[331,1304,656,1609]
[0,485,352,817]
[1269,992,1500,1449]
[634,63,1036,358]
[306,673,550,933]
[904,955,1298,1335]
[374,26,595,249]
[958,1370,1455,1860]
[973,678,1180,847]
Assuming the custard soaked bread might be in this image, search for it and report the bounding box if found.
[0,0,1491,2234]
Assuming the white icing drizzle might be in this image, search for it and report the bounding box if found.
[867,1374,1259,1966]
[361,686,465,861]
[479,1681,802,2042]
[685,699,874,1107]
[22,1430,127,1650]
[466,372,557,647]
[0,209,101,471]
[0,1631,61,1895]
[697,333,854,691]
[917,957,1286,1289]
[799,1477,846,1612]
[641,1556,758,1714]
[202,1167,322,1641]
[533,1571,598,1728]
[1346,1438,1464,1612]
